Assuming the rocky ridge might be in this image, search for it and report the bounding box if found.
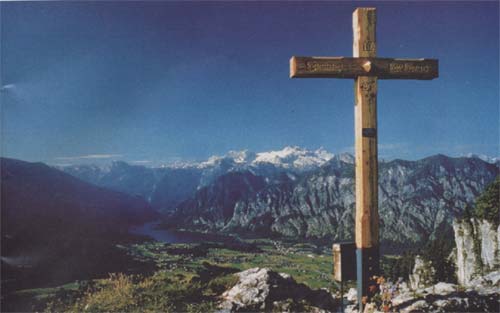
[175,155,498,247]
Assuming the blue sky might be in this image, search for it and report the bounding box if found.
[1,1,498,165]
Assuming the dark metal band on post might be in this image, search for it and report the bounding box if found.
[362,128,377,138]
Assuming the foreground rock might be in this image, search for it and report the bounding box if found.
[345,276,499,313]
[395,280,499,313]
[409,255,436,290]
[219,267,338,312]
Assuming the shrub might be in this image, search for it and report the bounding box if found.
[473,177,499,226]
[205,274,239,296]
[386,252,415,282]
[44,271,206,313]
[421,238,457,284]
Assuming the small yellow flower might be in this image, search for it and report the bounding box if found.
[377,276,386,285]
[382,292,391,301]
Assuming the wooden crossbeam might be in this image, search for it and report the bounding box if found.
[290,57,438,79]
[288,7,439,311]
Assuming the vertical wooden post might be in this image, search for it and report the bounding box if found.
[353,7,379,310]
[290,6,438,310]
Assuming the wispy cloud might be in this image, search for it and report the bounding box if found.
[54,154,123,161]
[378,143,408,151]
[340,146,354,154]
[0,84,16,91]
[341,143,412,160]
[52,163,74,167]
[447,144,498,153]
[130,160,152,164]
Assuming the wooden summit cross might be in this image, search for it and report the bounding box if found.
[289,8,438,309]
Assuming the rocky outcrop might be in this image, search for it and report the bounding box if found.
[219,268,338,312]
[409,255,435,290]
[453,219,500,285]
[395,280,499,313]
[345,280,499,313]
[478,221,500,270]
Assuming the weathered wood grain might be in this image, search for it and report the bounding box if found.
[353,8,379,250]
[290,56,438,79]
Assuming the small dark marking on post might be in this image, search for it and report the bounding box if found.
[362,128,377,138]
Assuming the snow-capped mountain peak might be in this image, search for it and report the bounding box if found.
[252,146,334,170]
[227,150,257,164]
[196,150,254,169]
[333,152,355,164]
[189,146,336,171]
[463,153,499,164]
[199,155,224,168]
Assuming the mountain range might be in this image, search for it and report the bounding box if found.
[1,147,498,291]
[173,155,498,249]
[58,147,499,249]
[59,146,354,212]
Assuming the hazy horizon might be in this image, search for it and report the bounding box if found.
[3,145,497,168]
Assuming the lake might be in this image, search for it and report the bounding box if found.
[129,221,233,244]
